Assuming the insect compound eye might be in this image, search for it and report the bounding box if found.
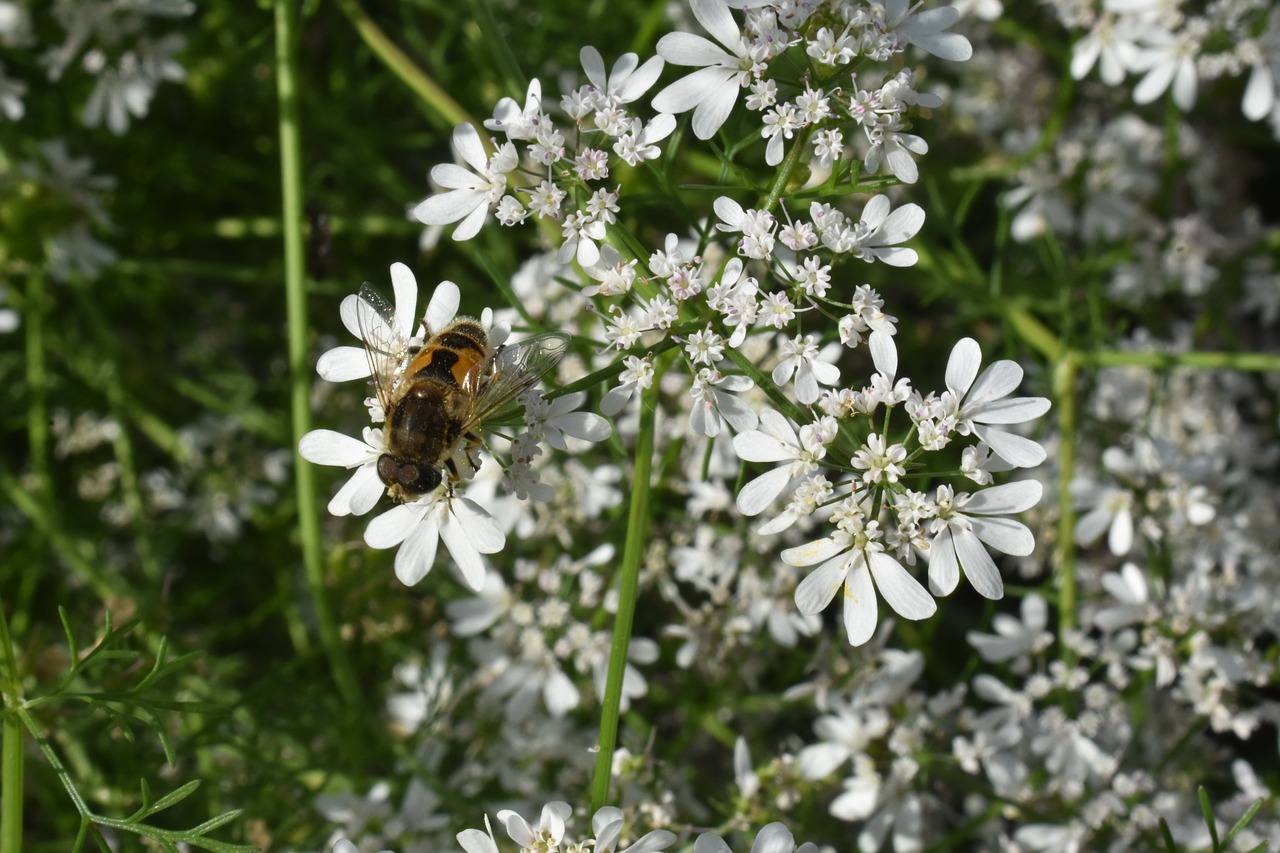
[377,454,442,496]
[401,462,442,495]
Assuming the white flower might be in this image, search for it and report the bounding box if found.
[580,45,666,111]
[413,122,518,241]
[772,334,841,404]
[316,262,457,383]
[694,822,819,853]
[613,113,677,165]
[818,195,925,266]
[523,390,613,451]
[966,592,1053,664]
[364,487,505,589]
[1072,478,1135,555]
[926,480,1043,600]
[784,518,937,646]
[457,814,500,853]
[651,0,757,139]
[873,0,972,62]
[714,196,776,259]
[485,78,544,139]
[732,409,832,516]
[497,802,674,853]
[940,337,1051,468]
[689,369,758,437]
[1070,13,1143,86]
[1130,24,1201,111]
[298,427,387,516]
[851,433,907,485]
[600,355,655,415]
[863,125,928,184]
[1091,562,1156,633]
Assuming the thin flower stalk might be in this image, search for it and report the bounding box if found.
[590,373,659,813]
[275,0,359,709]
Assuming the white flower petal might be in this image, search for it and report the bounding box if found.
[628,829,678,853]
[795,553,848,615]
[691,75,743,139]
[452,201,491,242]
[299,429,374,466]
[868,551,936,620]
[329,464,384,517]
[694,834,733,853]
[316,346,371,382]
[559,411,613,442]
[389,262,419,334]
[971,515,1036,557]
[843,564,878,646]
[617,55,665,102]
[395,511,441,586]
[927,530,960,596]
[338,293,361,337]
[971,395,1052,425]
[441,511,487,591]
[736,465,793,516]
[414,187,486,225]
[365,502,426,549]
[953,527,1004,599]
[963,479,1043,514]
[691,0,741,51]
[966,360,1024,409]
[871,247,919,267]
[782,536,847,567]
[733,429,793,463]
[654,32,733,68]
[580,45,607,89]
[453,497,506,554]
[797,742,850,780]
[753,823,797,853]
[975,426,1047,468]
[451,122,488,172]
[945,337,981,398]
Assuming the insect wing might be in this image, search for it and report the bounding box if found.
[462,333,570,431]
[355,282,411,410]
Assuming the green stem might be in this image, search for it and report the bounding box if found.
[1054,350,1079,653]
[25,270,50,502]
[0,605,23,853]
[332,0,473,130]
[759,125,816,214]
[275,0,360,705]
[1087,349,1280,372]
[590,376,658,812]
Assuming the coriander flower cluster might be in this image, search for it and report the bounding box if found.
[2,0,193,134]
[300,262,610,589]
[407,0,1049,646]
[1057,0,1280,135]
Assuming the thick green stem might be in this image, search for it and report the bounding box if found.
[275,0,360,706]
[0,605,23,853]
[332,0,472,130]
[590,377,658,812]
[1053,350,1079,651]
[25,271,50,501]
[759,125,815,214]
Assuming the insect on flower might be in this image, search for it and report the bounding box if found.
[356,282,569,503]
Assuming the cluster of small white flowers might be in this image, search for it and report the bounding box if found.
[0,0,194,133]
[9,140,118,281]
[446,555,658,721]
[409,12,1002,620]
[1055,0,1280,135]
[733,335,1048,646]
[300,263,610,590]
